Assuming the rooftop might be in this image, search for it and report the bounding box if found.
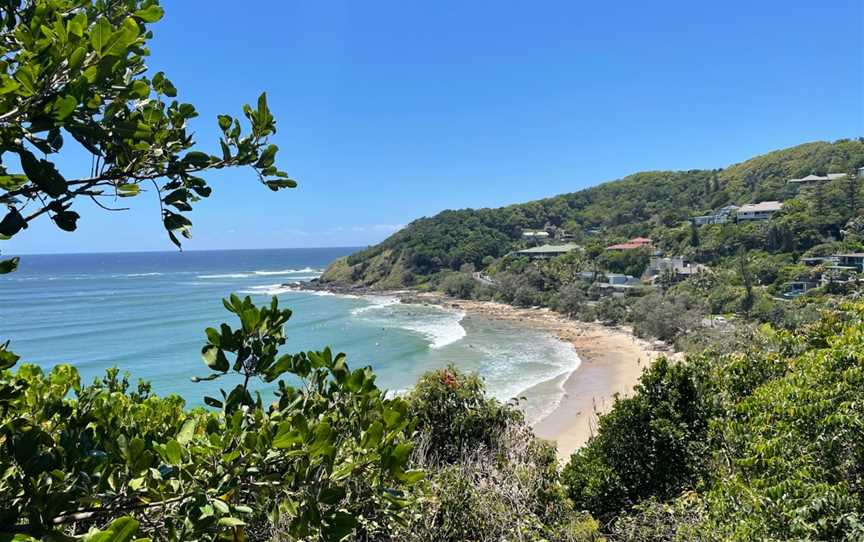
[738,201,783,213]
[515,243,580,254]
[788,173,847,183]
[606,237,653,250]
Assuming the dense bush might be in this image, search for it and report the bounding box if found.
[565,305,864,541]
[562,357,713,522]
[0,297,422,541]
[405,366,522,466]
[401,366,603,542]
[438,272,477,299]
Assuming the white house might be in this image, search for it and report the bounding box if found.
[736,201,783,221]
[787,173,847,187]
[693,205,739,225]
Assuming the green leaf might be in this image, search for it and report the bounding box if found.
[52,210,80,232]
[264,179,297,191]
[212,498,230,515]
[204,396,223,408]
[323,511,356,542]
[182,151,211,168]
[202,345,229,372]
[81,516,140,542]
[117,184,141,197]
[104,18,140,57]
[360,421,383,449]
[164,439,182,465]
[0,345,20,370]
[0,208,27,237]
[0,257,19,275]
[52,95,77,120]
[217,517,246,527]
[90,18,113,55]
[0,175,27,190]
[19,151,67,198]
[177,419,197,445]
[255,144,278,169]
[134,5,165,22]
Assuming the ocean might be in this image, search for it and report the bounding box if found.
[0,248,579,422]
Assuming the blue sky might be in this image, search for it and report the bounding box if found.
[8,0,863,254]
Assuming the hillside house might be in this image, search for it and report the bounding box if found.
[692,205,739,225]
[787,173,847,188]
[606,237,653,251]
[643,256,707,283]
[736,201,783,221]
[592,273,642,297]
[834,253,864,273]
[522,230,550,240]
[784,280,819,298]
[513,243,580,260]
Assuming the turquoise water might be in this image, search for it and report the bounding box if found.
[0,249,579,422]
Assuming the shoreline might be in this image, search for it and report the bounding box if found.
[301,282,667,460]
[404,293,665,460]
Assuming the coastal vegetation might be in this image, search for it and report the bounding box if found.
[1,1,863,541]
[321,139,864,349]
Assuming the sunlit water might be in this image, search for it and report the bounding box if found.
[0,249,579,423]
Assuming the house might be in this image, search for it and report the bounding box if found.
[834,253,864,272]
[522,230,550,240]
[591,273,642,297]
[643,256,707,283]
[513,243,580,260]
[784,280,818,298]
[736,201,783,221]
[787,173,847,187]
[692,205,739,226]
[606,237,653,251]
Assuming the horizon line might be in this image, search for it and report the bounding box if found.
[5,245,367,258]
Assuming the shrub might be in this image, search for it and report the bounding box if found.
[0,297,422,541]
[554,284,588,317]
[439,272,477,299]
[562,357,712,522]
[400,367,603,542]
[595,297,629,324]
[406,366,521,466]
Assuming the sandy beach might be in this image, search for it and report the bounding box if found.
[401,292,666,460]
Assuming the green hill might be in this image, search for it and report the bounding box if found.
[321,139,864,288]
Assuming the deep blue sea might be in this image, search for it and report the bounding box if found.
[0,248,579,422]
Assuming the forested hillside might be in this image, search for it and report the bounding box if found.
[321,139,864,288]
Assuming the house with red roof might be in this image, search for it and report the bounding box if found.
[606,237,653,251]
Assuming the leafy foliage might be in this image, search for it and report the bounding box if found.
[0,296,422,541]
[400,366,603,542]
[562,357,713,522]
[406,365,523,466]
[0,0,295,258]
[564,305,864,541]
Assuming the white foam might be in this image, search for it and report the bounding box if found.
[351,297,467,350]
[239,283,339,297]
[125,272,163,277]
[252,267,320,276]
[350,295,400,315]
[197,273,251,279]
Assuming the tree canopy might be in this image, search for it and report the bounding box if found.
[0,0,296,274]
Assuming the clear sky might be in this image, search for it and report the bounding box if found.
[8,0,863,254]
